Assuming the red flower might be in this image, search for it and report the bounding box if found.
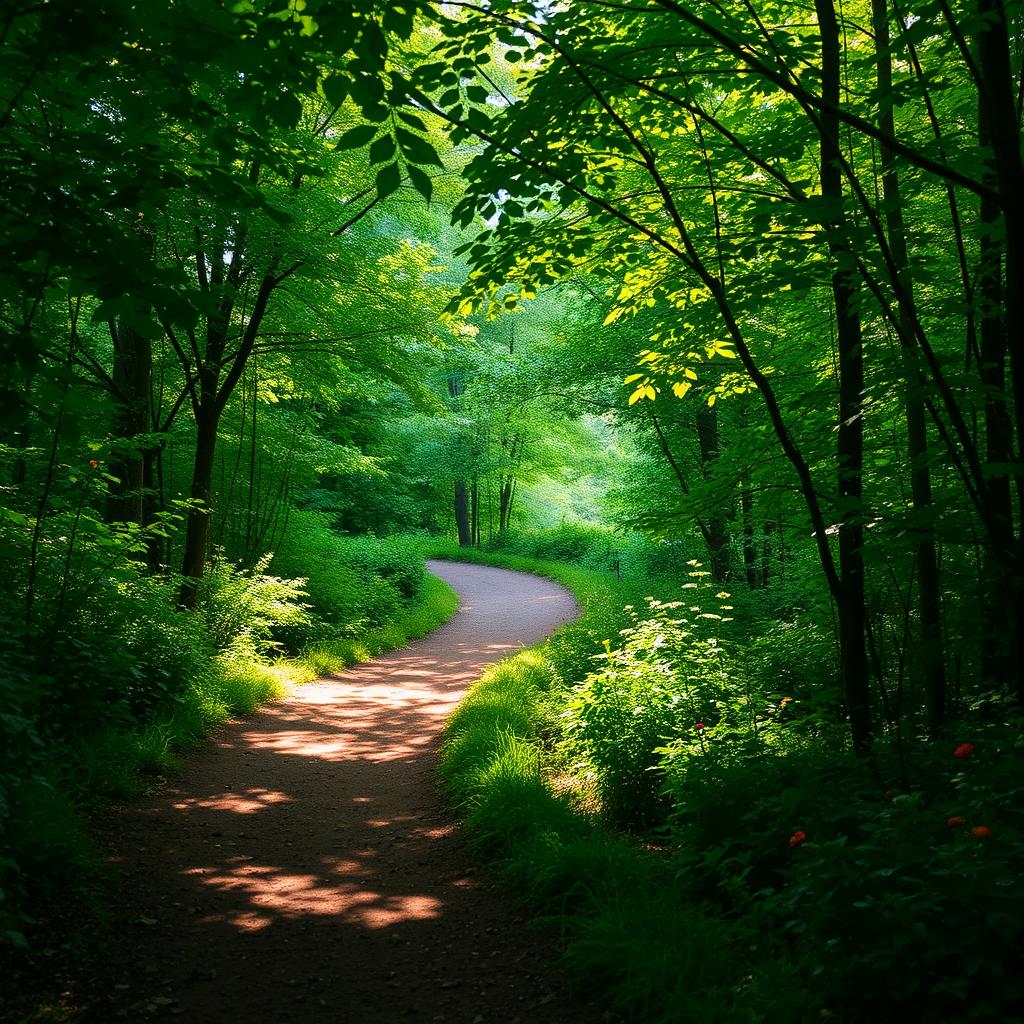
[695,723,705,731]
[884,790,895,800]
[789,830,807,847]
[946,815,967,827]
[780,697,793,707]
[953,743,975,759]
[971,825,992,838]
[88,459,99,468]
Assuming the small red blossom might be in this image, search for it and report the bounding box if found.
[780,697,793,707]
[946,815,967,827]
[883,790,895,800]
[789,830,808,848]
[88,459,99,468]
[971,825,992,838]
[953,742,975,759]
[695,723,705,731]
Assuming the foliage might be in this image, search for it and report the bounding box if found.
[563,583,735,825]
[199,552,311,658]
[5,0,1024,1018]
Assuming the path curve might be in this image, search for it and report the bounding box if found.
[82,561,595,1023]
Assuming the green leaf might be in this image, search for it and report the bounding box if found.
[397,109,427,131]
[335,124,378,150]
[407,164,433,203]
[322,74,349,107]
[269,92,302,129]
[1,507,30,528]
[395,127,443,167]
[369,133,397,164]
[375,161,402,199]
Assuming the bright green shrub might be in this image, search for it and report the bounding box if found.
[563,587,735,825]
[198,551,311,657]
[271,512,424,635]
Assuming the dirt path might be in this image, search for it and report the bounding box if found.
[78,561,596,1023]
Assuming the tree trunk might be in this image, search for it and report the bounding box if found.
[695,401,732,583]
[976,0,1024,703]
[740,485,758,589]
[179,404,219,608]
[817,0,871,750]
[105,318,152,532]
[873,0,946,730]
[454,480,471,546]
[471,476,480,546]
[499,476,515,530]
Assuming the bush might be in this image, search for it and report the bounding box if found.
[198,551,311,658]
[271,512,425,635]
[432,535,1024,1022]
[562,582,736,826]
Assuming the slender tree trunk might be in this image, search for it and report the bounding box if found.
[499,476,515,530]
[105,318,152,532]
[179,403,219,608]
[244,362,260,564]
[454,480,471,546]
[471,476,480,546]
[142,445,162,570]
[817,0,871,749]
[740,485,757,589]
[873,0,946,730]
[975,92,1016,692]
[695,401,732,583]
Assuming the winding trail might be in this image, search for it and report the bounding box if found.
[83,561,595,1023]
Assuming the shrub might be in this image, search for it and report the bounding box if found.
[198,551,311,658]
[562,583,735,826]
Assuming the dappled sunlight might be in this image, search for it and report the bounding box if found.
[171,788,294,815]
[184,854,444,932]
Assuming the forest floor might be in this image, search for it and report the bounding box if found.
[17,561,598,1024]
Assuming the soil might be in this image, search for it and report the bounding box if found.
[37,561,601,1023]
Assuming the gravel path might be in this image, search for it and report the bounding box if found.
[79,560,596,1023]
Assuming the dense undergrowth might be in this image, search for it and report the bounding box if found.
[0,521,457,951]
[424,526,1024,1024]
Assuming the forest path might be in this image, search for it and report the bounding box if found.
[84,561,594,1024]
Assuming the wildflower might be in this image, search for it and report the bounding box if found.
[695,723,705,731]
[789,830,807,847]
[946,815,966,827]
[953,743,975,759]
[89,459,99,468]
[884,790,895,800]
[971,825,992,838]
[780,697,793,707]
